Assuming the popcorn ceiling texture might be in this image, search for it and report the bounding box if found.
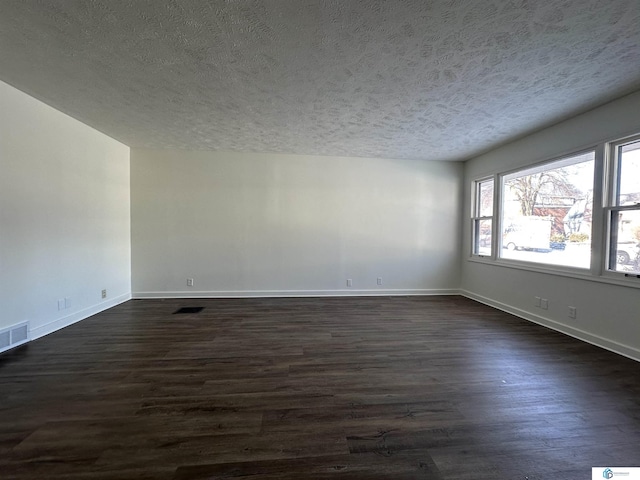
[0,0,639,161]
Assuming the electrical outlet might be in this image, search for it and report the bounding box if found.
[534,296,541,307]
[58,299,65,311]
[568,306,577,319]
[346,279,352,287]
[541,298,548,310]
[101,289,107,299]
[377,277,383,286]
[187,278,194,287]
[65,297,71,309]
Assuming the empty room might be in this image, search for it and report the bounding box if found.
[1,1,639,479]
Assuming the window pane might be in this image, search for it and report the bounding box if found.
[474,219,492,255]
[617,140,640,205]
[609,209,640,273]
[478,180,493,217]
[501,152,595,268]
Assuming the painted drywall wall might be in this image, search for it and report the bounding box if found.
[0,80,131,340]
[462,90,640,361]
[131,149,462,297]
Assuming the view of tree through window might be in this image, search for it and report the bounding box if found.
[500,151,595,268]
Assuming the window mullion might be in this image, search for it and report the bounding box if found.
[590,143,606,276]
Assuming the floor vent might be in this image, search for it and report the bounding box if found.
[173,307,205,314]
[0,322,30,354]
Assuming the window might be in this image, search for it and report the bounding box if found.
[500,151,595,269]
[470,132,640,287]
[472,178,493,256]
[607,137,640,275]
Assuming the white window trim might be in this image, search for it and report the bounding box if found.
[497,148,597,273]
[468,137,640,290]
[471,177,495,259]
[601,133,640,282]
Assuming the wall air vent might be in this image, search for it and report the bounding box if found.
[0,321,30,354]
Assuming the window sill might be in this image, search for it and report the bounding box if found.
[467,255,640,289]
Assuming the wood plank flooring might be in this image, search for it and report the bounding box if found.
[1,296,639,479]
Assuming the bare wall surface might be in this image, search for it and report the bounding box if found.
[131,150,462,297]
[0,80,131,337]
[462,90,640,360]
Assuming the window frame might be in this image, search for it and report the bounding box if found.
[468,135,640,289]
[471,177,495,258]
[602,134,640,280]
[496,148,597,273]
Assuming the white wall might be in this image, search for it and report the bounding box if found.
[462,90,640,361]
[0,80,131,340]
[131,149,462,297]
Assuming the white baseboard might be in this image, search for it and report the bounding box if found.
[133,288,460,299]
[30,293,132,341]
[460,289,640,363]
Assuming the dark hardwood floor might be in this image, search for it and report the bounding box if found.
[1,296,639,479]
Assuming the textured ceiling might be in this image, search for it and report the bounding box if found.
[0,1,639,162]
